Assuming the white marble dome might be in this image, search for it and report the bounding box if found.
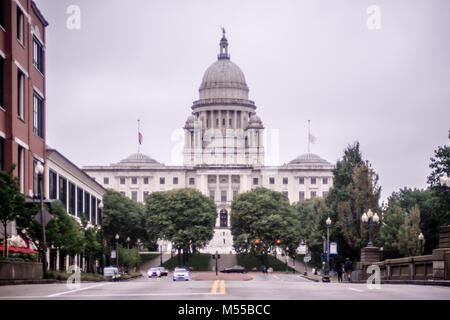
[288,153,331,166]
[117,153,160,166]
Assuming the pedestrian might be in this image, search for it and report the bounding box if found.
[344,258,353,282]
[335,262,343,283]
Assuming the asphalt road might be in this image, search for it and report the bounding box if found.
[0,273,450,300]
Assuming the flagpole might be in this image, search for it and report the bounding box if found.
[138,119,140,154]
[308,120,310,154]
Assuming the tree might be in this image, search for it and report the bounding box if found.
[103,190,147,248]
[0,165,26,256]
[376,203,405,259]
[294,198,332,268]
[231,188,301,264]
[146,188,216,264]
[397,205,422,257]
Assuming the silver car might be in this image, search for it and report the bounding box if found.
[172,267,190,281]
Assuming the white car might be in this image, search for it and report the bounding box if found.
[172,267,190,281]
[103,266,120,281]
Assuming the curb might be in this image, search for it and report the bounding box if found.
[0,274,143,286]
[352,280,450,287]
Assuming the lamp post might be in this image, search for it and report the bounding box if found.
[380,247,384,261]
[98,201,104,275]
[35,162,47,274]
[244,236,249,271]
[137,239,141,250]
[160,244,163,266]
[418,233,424,255]
[126,237,130,250]
[323,217,331,282]
[361,209,380,247]
[115,234,119,268]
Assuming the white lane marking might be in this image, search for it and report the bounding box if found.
[272,275,281,280]
[1,292,214,299]
[47,283,111,297]
[347,287,363,292]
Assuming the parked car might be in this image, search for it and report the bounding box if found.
[103,266,120,281]
[158,267,168,276]
[220,265,246,273]
[172,267,190,281]
[147,267,162,278]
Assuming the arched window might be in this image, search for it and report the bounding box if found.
[220,209,228,227]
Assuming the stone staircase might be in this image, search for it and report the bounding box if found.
[210,254,237,272]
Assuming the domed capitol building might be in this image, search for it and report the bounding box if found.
[83,32,335,253]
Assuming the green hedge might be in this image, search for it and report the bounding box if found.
[162,253,211,271]
[236,254,296,272]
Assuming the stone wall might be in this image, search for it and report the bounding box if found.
[0,261,43,280]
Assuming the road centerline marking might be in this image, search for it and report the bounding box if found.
[220,280,226,294]
[210,280,218,294]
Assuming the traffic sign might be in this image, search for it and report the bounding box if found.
[303,254,311,263]
[330,242,338,255]
[297,244,307,255]
[34,209,52,227]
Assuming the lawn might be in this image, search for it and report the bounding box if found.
[162,253,211,271]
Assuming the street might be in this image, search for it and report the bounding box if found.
[0,272,449,300]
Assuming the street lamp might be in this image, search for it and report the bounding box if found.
[361,209,380,247]
[418,233,424,255]
[380,247,384,261]
[323,217,331,282]
[115,234,119,268]
[126,237,130,249]
[35,161,47,274]
[98,201,104,275]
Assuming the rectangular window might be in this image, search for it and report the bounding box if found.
[323,177,328,185]
[143,191,149,201]
[33,93,44,138]
[131,177,137,184]
[120,191,125,196]
[221,190,227,202]
[120,177,125,185]
[283,177,288,185]
[173,177,178,184]
[91,196,96,222]
[269,177,275,185]
[18,70,24,119]
[189,177,195,185]
[299,191,305,201]
[323,191,328,197]
[299,177,304,184]
[59,176,67,209]
[131,191,137,202]
[103,177,109,185]
[77,187,83,217]
[229,118,232,126]
[49,170,57,199]
[33,37,44,73]
[33,159,39,197]
[0,57,4,109]
[143,177,149,184]
[17,8,24,43]
[311,177,316,185]
[311,191,317,199]
[68,183,76,215]
[84,191,91,221]
[209,190,215,201]
[233,190,238,199]
[160,177,165,184]
[253,178,259,185]
[18,146,24,193]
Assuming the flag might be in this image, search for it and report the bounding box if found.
[309,133,316,144]
[138,132,143,145]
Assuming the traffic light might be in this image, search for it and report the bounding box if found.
[276,239,281,244]
[254,239,260,244]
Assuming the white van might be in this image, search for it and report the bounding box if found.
[103,267,120,281]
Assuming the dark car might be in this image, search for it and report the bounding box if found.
[220,265,247,273]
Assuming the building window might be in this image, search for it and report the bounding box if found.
[33,37,44,73]
[33,92,44,138]
[221,190,227,202]
[59,176,67,209]
[91,196,96,223]
[17,146,24,193]
[209,190,215,201]
[229,118,232,126]
[84,191,91,221]
[283,177,288,184]
[299,191,305,201]
[77,187,83,217]
[173,177,178,184]
[189,177,195,185]
[120,177,125,184]
[103,177,109,185]
[49,170,57,199]
[32,159,39,197]
[269,177,275,184]
[323,177,328,185]
[68,182,76,215]
[311,191,317,199]
[0,57,4,109]
[131,177,137,184]
[233,190,238,199]
[323,191,328,197]
[311,177,316,185]
[120,191,125,196]
[220,209,228,227]
[160,177,165,184]
[17,7,24,44]
[131,191,137,202]
[253,178,259,185]
[143,191,149,201]
[283,191,288,198]
[299,177,304,184]
[18,70,24,119]
[222,118,225,126]
[216,118,219,127]
[143,177,149,184]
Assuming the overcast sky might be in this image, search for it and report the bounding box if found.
[35,0,449,202]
